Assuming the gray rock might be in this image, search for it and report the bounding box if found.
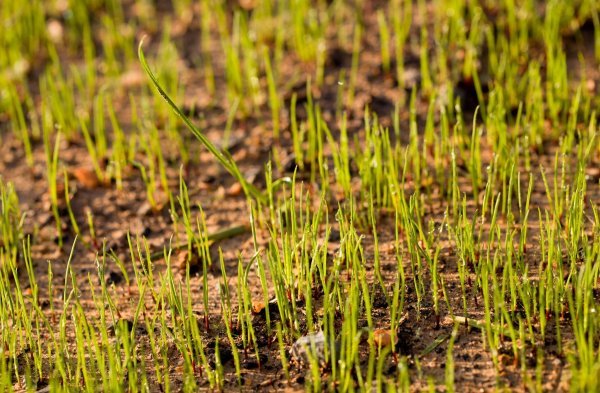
[290,330,327,367]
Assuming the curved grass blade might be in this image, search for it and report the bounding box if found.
[138,40,265,203]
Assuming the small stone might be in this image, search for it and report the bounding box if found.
[586,79,596,93]
[290,331,327,367]
[215,186,226,199]
[403,67,420,89]
[136,201,152,216]
[47,19,64,43]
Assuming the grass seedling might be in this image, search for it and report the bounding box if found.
[42,124,63,247]
[377,10,391,74]
[139,41,265,203]
[1,1,600,391]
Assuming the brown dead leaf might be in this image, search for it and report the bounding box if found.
[252,300,265,314]
[226,182,243,196]
[72,167,99,189]
[372,329,395,347]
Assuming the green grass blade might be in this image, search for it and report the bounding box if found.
[138,40,265,203]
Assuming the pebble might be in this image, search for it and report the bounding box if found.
[290,331,327,367]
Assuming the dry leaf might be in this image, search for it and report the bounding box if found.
[72,167,99,189]
[252,300,265,314]
[372,329,395,347]
[226,182,243,196]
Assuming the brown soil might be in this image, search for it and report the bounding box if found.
[1,1,599,391]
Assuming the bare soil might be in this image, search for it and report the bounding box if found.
[1,1,599,391]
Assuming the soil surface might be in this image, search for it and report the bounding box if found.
[1,0,599,391]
